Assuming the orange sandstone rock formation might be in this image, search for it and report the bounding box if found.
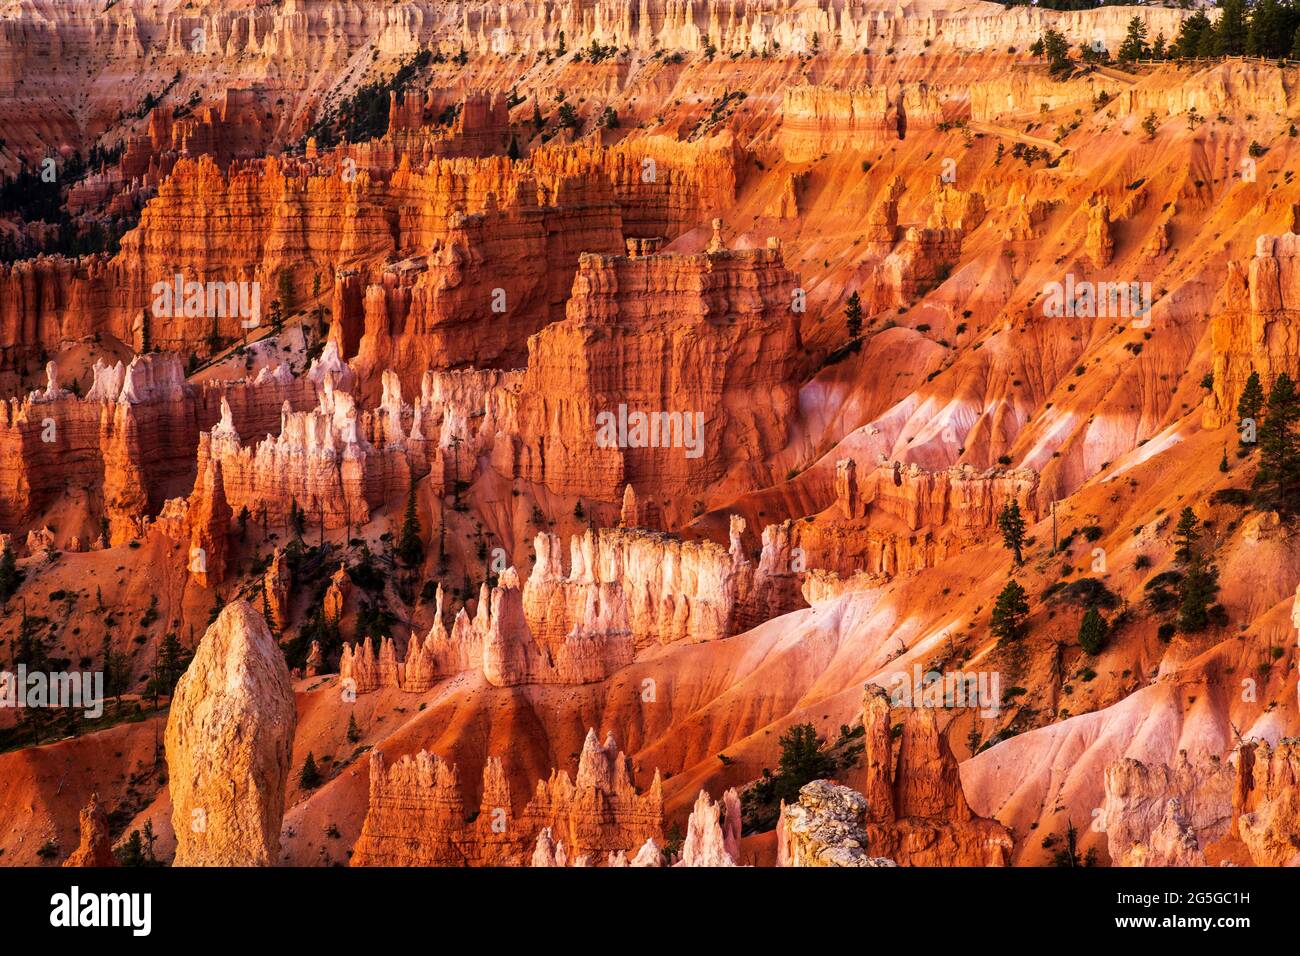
[802,459,1039,576]
[351,730,661,866]
[1207,233,1300,429]
[62,793,116,868]
[674,788,741,867]
[264,546,291,632]
[341,518,805,693]
[841,685,1012,866]
[1230,738,1300,866]
[1101,753,1233,867]
[498,239,803,505]
[165,601,296,867]
[0,353,313,546]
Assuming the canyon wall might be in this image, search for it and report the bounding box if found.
[798,459,1039,576]
[206,378,409,532]
[1207,233,1300,429]
[1101,754,1234,867]
[524,517,805,652]
[494,232,803,504]
[1231,739,1300,867]
[1102,742,1300,867]
[1,132,739,379]
[781,83,969,161]
[351,729,662,866]
[0,354,312,544]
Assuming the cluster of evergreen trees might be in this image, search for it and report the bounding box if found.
[988,486,1230,658]
[0,150,136,263]
[1036,1,1300,78]
[1172,0,1300,60]
[303,49,435,148]
[1164,0,1296,59]
[740,722,862,833]
[1125,1,1300,61]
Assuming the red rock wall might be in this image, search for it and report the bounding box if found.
[799,459,1038,576]
[498,240,802,503]
[0,355,315,543]
[1207,233,1300,429]
[842,685,1012,866]
[351,730,661,866]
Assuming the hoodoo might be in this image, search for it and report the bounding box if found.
[165,602,295,867]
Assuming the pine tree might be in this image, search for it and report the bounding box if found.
[299,752,323,789]
[0,544,19,602]
[507,133,520,160]
[346,714,361,743]
[1214,0,1249,56]
[1117,16,1149,62]
[1172,506,1221,633]
[142,821,158,864]
[396,479,425,568]
[1172,506,1200,565]
[1174,11,1212,59]
[1079,39,1109,66]
[991,578,1030,644]
[1247,0,1272,55]
[1051,820,1097,867]
[1178,559,1221,633]
[148,632,189,697]
[1195,20,1219,58]
[100,631,122,699]
[1247,0,1298,58]
[532,99,544,128]
[1237,369,1265,450]
[1253,372,1300,515]
[14,606,50,671]
[289,498,305,538]
[1032,29,1072,76]
[845,290,863,339]
[773,723,837,804]
[998,499,1027,565]
[15,608,52,743]
[116,830,146,867]
[277,271,295,318]
[1078,606,1108,655]
[573,500,586,520]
